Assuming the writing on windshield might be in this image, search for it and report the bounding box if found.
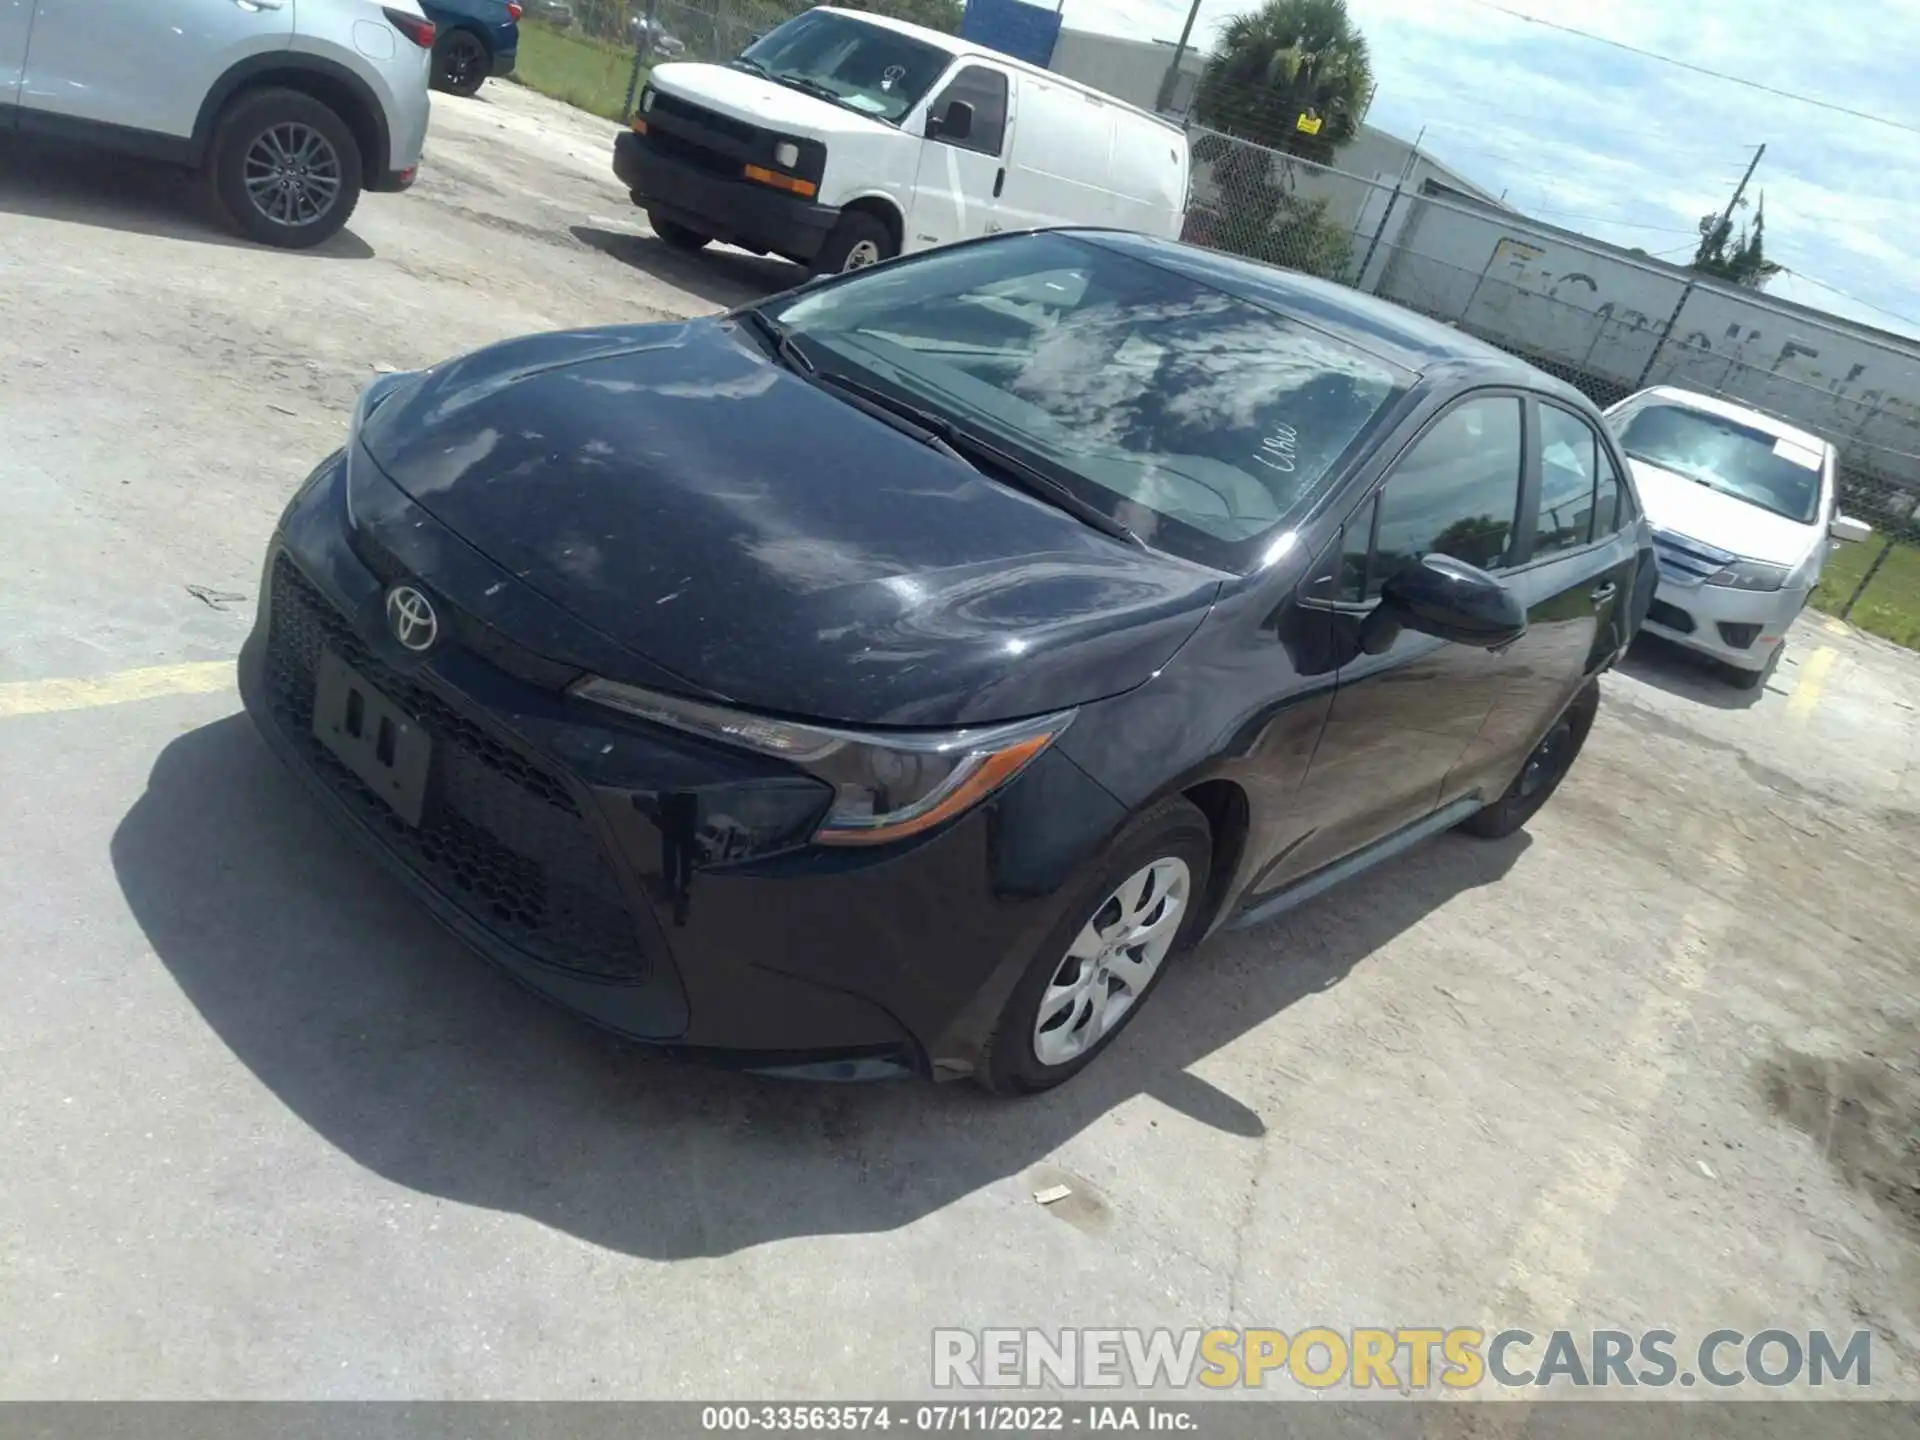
[1618,403,1824,524]
[736,10,951,124]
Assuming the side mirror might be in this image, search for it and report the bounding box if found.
[1830,513,1873,544]
[928,99,974,141]
[1378,553,1526,649]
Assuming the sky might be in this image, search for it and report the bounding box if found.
[1052,0,1920,340]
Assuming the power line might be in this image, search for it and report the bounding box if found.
[1780,270,1920,333]
[1516,204,1701,235]
[1457,0,1920,137]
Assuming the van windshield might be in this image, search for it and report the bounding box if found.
[734,10,951,124]
[769,232,1405,571]
[1615,402,1826,523]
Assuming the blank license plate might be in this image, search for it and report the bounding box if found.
[312,650,433,827]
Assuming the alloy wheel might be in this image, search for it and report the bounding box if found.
[1032,857,1190,1067]
[443,35,484,90]
[243,123,343,229]
[1518,718,1574,799]
[842,239,882,271]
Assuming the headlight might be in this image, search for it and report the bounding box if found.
[774,139,800,168]
[569,678,1072,846]
[1705,559,1791,592]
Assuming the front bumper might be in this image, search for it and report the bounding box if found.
[613,129,837,262]
[1640,577,1808,671]
[237,448,1126,1077]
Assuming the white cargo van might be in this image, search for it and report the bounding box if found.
[611,6,1190,275]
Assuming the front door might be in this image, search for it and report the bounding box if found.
[1262,394,1528,892]
[20,0,292,138]
[907,63,1010,252]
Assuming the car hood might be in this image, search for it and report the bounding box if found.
[357,321,1222,727]
[1626,459,1820,567]
[650,62,898,138]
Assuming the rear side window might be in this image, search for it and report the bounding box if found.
[929,66,1008,155]
[1592,446,1623,539]
[1535,404,1600,559]
[1369,397,1524,593]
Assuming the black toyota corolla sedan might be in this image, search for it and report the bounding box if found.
[239,229,1656,1092]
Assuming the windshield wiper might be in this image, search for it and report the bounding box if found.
[729,56,775,80]
[739,308,814,376]
[816,370,1143,547]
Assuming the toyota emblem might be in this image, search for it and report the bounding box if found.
[385,584,440,653]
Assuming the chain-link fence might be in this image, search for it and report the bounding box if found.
[1186,124,1920,643]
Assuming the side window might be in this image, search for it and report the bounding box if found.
[1591,444,1624,540]
[1369,397,1523,595]
[1535,404,1600,559]
[928,66,1008,156]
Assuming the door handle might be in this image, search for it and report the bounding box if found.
[993,167,1005,198]
[1590,582,1617,605]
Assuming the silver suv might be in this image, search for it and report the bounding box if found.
[1,1,435,248]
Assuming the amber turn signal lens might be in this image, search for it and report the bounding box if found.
[743,164,817,198]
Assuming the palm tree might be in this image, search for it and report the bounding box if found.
[1192,0,1375,162]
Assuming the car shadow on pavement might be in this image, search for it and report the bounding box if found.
[1616,633,1767,711]
[112,714,1528,1261]
[0,141,375,258]
[572,223,802,308]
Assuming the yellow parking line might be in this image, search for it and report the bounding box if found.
[1784,646,1836,722]
[0,661,234,719]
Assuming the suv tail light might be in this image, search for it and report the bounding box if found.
[383,7,437,46]
[506,2,524,17]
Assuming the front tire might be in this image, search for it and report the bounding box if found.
[208,88,362,249]
[810,210,895,276]
[979,797,1212,1095]
[647,210,710,251]
[1460,682,1598,840]
[432,30,490,97]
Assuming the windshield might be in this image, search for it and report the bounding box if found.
[767,232,1404,570]
[736,10,951,124]
[1615,402,1826,524]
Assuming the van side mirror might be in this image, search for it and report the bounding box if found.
[1377,554,1526,649]
[928,99,973,141]
[1830,513,1873,544]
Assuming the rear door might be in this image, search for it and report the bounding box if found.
[907,61,1012,251]
[1261,393,1527,891]
[20,0,293,140]
[1448,397,1637,805]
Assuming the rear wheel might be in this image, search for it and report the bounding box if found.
[208,88,362,249]
[432,30,490,97]
[1460,682,1599,839]
[648,211,710,251]
[979,797,1211,1094]
[810,210,894,276]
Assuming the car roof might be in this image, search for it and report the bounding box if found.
[1075,230,1588,399]
[1616,385,1836,455]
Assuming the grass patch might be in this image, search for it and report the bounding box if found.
[1811,534,1920,649]
[510,23,643,121]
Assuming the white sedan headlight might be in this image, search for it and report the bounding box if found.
[1705,558,1792,592]
[570,678,1073,846]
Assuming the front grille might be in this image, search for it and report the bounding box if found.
[650,90,757,144]
[1718,621,1763,650]
[1651,528,1734,586]
[1647,598,1696,634]
[643,123,740,179]
[262,556,649,982]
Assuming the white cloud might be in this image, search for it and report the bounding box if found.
[1057,0,1920,338]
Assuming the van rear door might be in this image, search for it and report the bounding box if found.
[996,77,1122,230]
[906,61,1013,251]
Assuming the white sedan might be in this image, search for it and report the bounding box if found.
[1603,386,1872,688]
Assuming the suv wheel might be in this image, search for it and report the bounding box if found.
[432,30,490,97]
[209,88,362,249]
[979,796,1211,1094]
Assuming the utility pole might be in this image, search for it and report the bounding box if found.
[1696,143,1766,264]
[1155,0,1205,114]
